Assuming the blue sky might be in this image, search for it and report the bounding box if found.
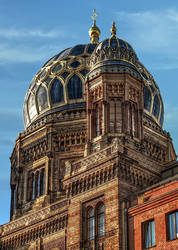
[1,0,178,224]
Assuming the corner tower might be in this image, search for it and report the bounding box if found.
[86,22,143,154]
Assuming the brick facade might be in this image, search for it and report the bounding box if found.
[128,179,178,250]
[0,22,178,250]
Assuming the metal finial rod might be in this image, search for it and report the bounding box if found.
[111,21,117,36]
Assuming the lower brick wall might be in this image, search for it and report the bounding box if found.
[128,180,178,250]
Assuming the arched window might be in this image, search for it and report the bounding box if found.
[159,105,164,126]
[37,172,40,198]
[28,94,37,120]
[32,173,35,200]
[97,203,105,237]
[50,79,64,104]
[67,75,83,99]
[41,169,45,195]
[37,85,48,112]
[96,104,100,137]
[143,86,151,111]
[87,207,95,240]
[110,38,118,48]
[152,95,160,118]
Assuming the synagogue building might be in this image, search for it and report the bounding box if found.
[0,13,178,250]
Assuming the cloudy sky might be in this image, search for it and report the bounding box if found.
[0,0,178,224]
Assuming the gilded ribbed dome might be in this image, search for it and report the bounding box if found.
[88,29,164,127]
[23,23,164,129]
[23,43,97,129]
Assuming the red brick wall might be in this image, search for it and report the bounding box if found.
[129,180,178,250]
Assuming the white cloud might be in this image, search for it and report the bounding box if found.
[0,43,61,63]
[116,9,178,69]
[0,27,64,39]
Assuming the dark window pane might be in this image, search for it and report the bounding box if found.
[37,85,48,112]
[70,45,85,56]
[80,69,89,77]
[159,105,164,126]
[37,172,40,198]
[152,95,160,118]
[61,72,70,79]
[143,86,151,111]
[96,104,100,137]
[87,43,97,53]
[142,72,149,80]
[82,55,89,58]
[52,64,62,73]
[50,79,64,104]
[67,75,83,99]
[39,70,47,79]
[110,38,118,48]
[70,61,81,68]
[32,174,35,200]
[40,169,45,195]
[119,39,127,48]
[45,76,52,85]
[150,86,155,93]
[97,203,105,237]
[87,208,95,240]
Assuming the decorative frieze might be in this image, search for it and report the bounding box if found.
[22,137,47,164]
[64,164,118,198]
[1,200,68,235]
[0,214,67,250]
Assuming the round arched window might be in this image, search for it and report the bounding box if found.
[28,94,37,120]
[97,203,105,237]
[37,85,48,112]
[87,207,95,240]
[143,86,151,111]
[152,95,160,118]
[67,75,83,100]
[50,79,64,104]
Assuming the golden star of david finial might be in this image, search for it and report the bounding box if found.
[92,9,98,24]
[89,9,100,44]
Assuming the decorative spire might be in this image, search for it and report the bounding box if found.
[110,21,117,36]
[89,9,100,44]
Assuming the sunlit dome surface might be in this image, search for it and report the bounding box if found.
[23,43,97,128]
[23,30,164,129]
